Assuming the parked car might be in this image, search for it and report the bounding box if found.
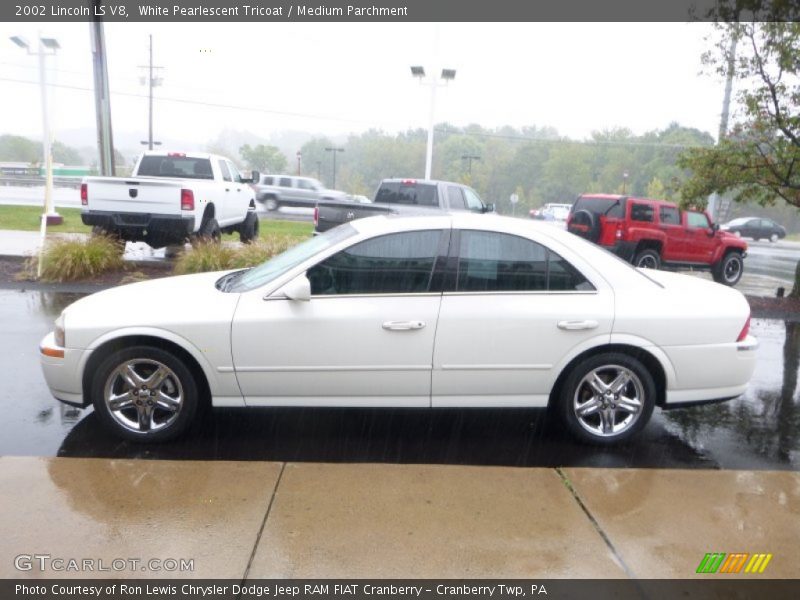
[40,213,757,446]
[81,151,260,248]
[721,217,786,242]
[314,178,494,233]
[254,175,346,211]
[566,194,748,286]
[531,203,572,221]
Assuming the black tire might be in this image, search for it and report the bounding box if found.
[567,209,600,243]
[239,211,260,244]
[558,352,656,445]
[91,345,199,443]
[633,248,661,270]
[770,233,779,243]
[712,251,744,286]
[193,217,221,244]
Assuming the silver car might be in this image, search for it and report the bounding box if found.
[254,175,346,211]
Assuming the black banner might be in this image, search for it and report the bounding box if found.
[3,579,800,600]
[0,0,744,23]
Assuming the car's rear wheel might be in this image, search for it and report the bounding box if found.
[634,248,661,270]
[559,353,656,445]
[91,346,198,442]
[712,251,744,286]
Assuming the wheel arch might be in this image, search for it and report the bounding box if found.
[634,238,663,256]
[80,332,214,409]
[547,342,670,410]
[202,203,215,223]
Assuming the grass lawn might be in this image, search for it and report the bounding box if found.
[0,206,90,233]
[0,204,314,240]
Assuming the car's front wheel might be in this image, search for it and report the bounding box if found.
[559,353,656,445]
[91,346,199,442]
[770,233,779,243]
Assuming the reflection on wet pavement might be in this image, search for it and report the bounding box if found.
[2,290,798,470]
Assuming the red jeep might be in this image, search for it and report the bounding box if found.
[566,194,748,286]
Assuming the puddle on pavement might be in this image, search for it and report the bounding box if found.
[1,290,798,470]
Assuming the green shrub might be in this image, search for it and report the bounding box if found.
[36,235,125,282]
[173,235,297,275]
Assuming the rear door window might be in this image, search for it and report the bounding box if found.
[455,231,594,292]
[659,206,680,225]
[447,187,467,210]
[279,177,292,188]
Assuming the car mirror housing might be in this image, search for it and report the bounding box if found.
[281,274,311,302]
[484,203,496,213]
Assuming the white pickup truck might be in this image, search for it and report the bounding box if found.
[80,151,260,248]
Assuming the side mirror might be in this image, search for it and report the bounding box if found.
[250,170,260,184]
[280,274,311,301]
[709,222,720,236]
[483,203,496,213]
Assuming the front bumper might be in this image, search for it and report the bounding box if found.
[39,332,86,407]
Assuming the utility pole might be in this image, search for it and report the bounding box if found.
[296,151,302,175]
[325,147,344,189]
[709,30,738,221]
[316,161,322,180]
[90,17,115,176]
[462,154,480,175]
[139,34,162,150]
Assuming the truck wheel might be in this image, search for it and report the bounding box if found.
[770,233,779,243]
[633,248,661,269]
[264,197,279,211]
[239,212,260,244]
[712,251,744,286]
[193,218,221,244]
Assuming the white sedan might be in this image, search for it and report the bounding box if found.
[40,214,758,444]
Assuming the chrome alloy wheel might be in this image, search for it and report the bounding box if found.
[723,255,742,283]
[636,254,658,269]
[103,359,184,434]
[572,364,645,437]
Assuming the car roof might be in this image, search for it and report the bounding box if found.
[579,193,677,207]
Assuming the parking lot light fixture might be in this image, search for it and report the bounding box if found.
[411,65,457,180]
[10,32,62,276]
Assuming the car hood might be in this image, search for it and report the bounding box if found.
[61,271,241,346]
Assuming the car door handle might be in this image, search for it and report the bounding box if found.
[225,188,230,192]
[557,320,599,331]
[382,320,426,331]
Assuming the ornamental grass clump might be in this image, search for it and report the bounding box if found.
[173,236,297,275]
[36,235,125,282]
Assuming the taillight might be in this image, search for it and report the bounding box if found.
[615,222,626,240]
[737,314,751,342]
[313,206,319,226]
[80,183,88,205]
[180,189,194,211]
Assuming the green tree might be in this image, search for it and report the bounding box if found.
[239,144,288,173]
[0,134,40,163]
[678,15,800,292]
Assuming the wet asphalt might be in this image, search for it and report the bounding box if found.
[1,288,798,471]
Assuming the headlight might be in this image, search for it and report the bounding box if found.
[54,313,65,347]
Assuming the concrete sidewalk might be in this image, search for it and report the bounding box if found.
[1,457,797,579]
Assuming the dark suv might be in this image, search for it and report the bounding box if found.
[566,194,748,286]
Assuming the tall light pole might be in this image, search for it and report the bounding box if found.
[11,34,61,277]
[325,147,344,189]
[708,31,739,221]
[411,66,456,180]
[90,19,116,177]
[296,151,302,175]
[139,34,163,150]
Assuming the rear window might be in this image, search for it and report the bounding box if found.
[572,196,624,219]
[137,156,214,180]
[375,182,438,207]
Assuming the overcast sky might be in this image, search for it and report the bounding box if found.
[0,22,727,149]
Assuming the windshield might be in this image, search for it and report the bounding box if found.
[221,225,358,293]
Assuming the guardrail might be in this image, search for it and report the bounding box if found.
[0,176,82,189]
